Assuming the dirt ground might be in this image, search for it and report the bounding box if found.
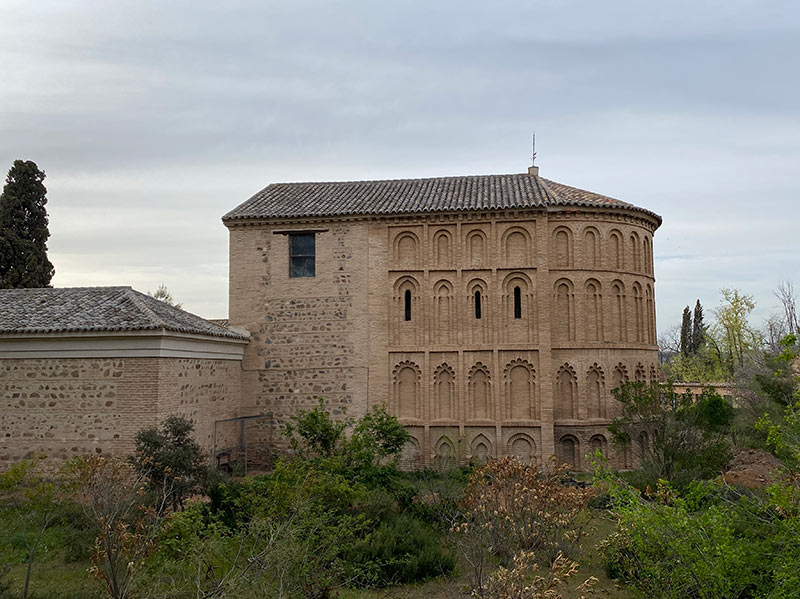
[723,447,784,488]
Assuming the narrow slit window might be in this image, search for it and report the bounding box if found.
[513,286,522,319]
[404,289,412,321]
[289,233,315,278]
[474,290,482,319]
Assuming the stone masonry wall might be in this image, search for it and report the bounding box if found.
[156,358,242,453]
[228,221,370,449]
[0,357,159,469]
[0,356,243,471]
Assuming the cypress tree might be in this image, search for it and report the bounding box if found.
[691,299,705,354]
[680,306,692,357]
[0,160,54,288]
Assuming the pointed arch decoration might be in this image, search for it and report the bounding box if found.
[433,435,457,471]
[587,363,606,419]
[635,362,646,383]
[470,433,493,464]
[555,363,577,420]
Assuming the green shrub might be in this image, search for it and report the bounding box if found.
[346,513,455,587]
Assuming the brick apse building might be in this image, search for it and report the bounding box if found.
[1,167,661,471]
[223,166,662,470]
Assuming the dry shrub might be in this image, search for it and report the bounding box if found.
[477,551,597,599]
[462,457,594,560]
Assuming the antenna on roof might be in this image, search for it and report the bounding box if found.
[528,132,539,176]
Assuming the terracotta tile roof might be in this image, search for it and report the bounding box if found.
[223,173,661,223]
[0,287,248,340]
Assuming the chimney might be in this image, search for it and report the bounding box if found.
[527,165,539,176]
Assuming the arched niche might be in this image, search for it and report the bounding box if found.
[589,434,608,458]
[432,279,455,345]
[583,278,602,342]
[466,230,487,267]
[469,363,491,420]
[392,361,421,419]
[632,282,645,343]
[558,435,580,470]
[467,278,490,344]
[433,436,457,471]
[502,272,535,343]
[629,231,641,272]
[504,359,537,420]
[433,230,453,268]
[392,276,420,345]
[400,436,421,469]
[645,284,655,344]
[553,227,573,268]
[582,227,600,268]
[394,232,420,269]
[552,278,575,342]
[643,236,653,274]
[502,227,531,265]
[587,364,605,419]
[610,280,626,342]
[470,433,492,464]
[555,364,577,420]
[607,230,623,270]
[508,433,537,465]
[433,363,456,420]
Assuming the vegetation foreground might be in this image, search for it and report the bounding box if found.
[2,332,800,599]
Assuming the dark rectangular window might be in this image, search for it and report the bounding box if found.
[514,286,522,319]
[289,233,315,278]
[474,290,482,319]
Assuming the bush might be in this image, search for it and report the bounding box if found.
[130,415,207,511]
[346,513,455,587]
[597,475,797,599]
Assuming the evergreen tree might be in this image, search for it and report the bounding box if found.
[0,160,54,288]
[691,299,705,354]
[680,306,692,356]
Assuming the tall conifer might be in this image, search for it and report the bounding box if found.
[0,160,54,288]
[691,299,705,354]
[680,306,692,356]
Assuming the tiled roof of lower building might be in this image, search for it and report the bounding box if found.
[222,173,661,223]
[0,287,248,340]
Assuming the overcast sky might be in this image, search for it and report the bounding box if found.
[1,0,798,335]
